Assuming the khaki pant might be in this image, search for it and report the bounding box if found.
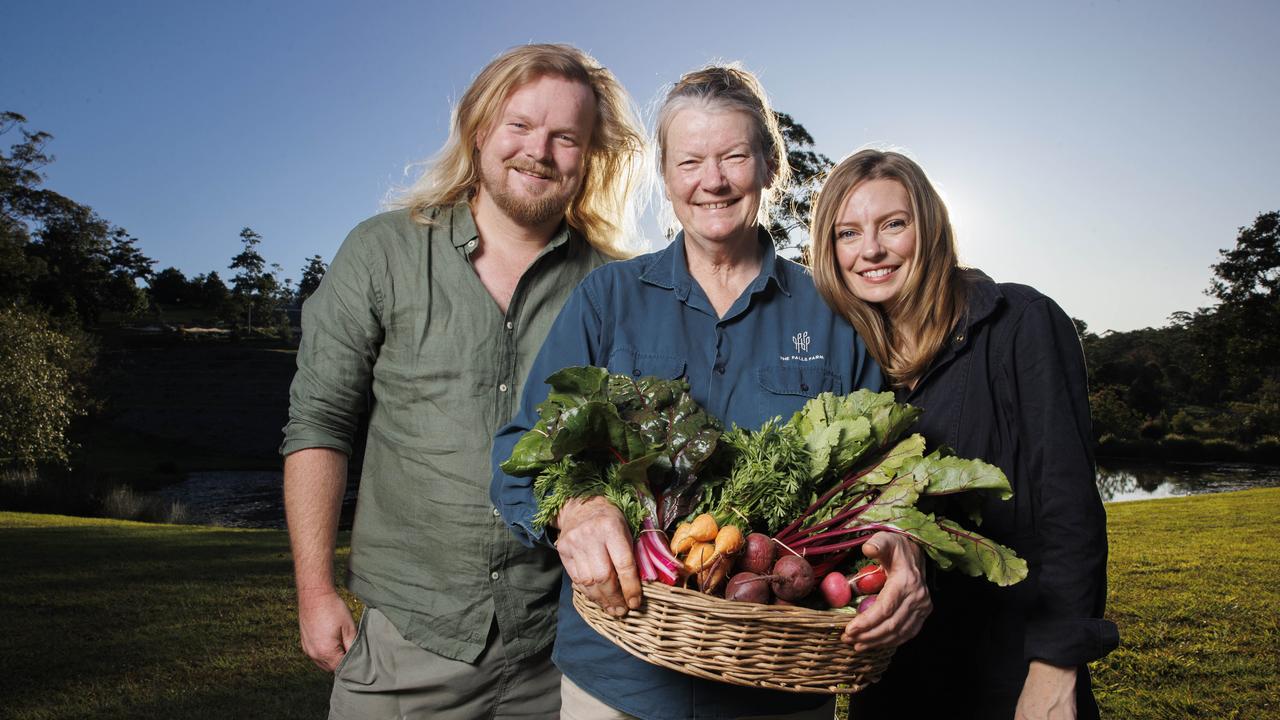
[329,608,560,720]
[559,675,836,720]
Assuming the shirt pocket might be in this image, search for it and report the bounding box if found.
[605,347,687,380]
[756,364,844,419]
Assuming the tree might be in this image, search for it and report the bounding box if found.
[228,226,283,329]
[297,254,327,301]
[149,267,193,305]
[1,111,154,325]
[191,271,230,314]
[0,305,94,467]
[1202,210,1280,398]
[766,112,834,253]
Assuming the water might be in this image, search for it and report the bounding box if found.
[153,463,1280,529]
[151,470,357,529]
[1096,461,1280,503]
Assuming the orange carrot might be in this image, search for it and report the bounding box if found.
[689,513,718,543]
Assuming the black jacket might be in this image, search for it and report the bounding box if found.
[849,271,1119,719]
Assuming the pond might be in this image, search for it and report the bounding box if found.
[151,470,356,530]
[153,462,1280,529]
[1096,461,1280,503]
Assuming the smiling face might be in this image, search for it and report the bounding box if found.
[834,178,918,311]
[662,107,770,249]
[474,74,597,229]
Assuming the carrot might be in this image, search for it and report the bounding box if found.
[669,521,695,554]
[698,556,731,593]
[713,524,744,557]
[689,513,719,543]
[684,541,716,574]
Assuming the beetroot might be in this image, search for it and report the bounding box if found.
[739,533,776,575]
[856,594,877,613]
[769,555,815,602]
[724,572,772,604]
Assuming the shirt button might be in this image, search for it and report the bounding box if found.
[492,507,501,517]
[714,364,726,375]
[800,383,809,392]
[632,369,641,377]
[499,383,508,392]
[466,239,477,250]
[505,321,514,330]
[490,571,500,581]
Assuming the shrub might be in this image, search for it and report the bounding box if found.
[1201,438,1242,460]
[0,306,95,467]
[1090,385,1143,440]
[100,485,190,524]
[1139,417,1168,441]
[1159,434,1205,460]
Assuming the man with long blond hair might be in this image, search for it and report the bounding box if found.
[281,43,646,719]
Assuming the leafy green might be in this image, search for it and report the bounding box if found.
[697,420,813,534]
[936,517,1030,586]
[788,390,921,480]
[505,368,1029,588]
[500,367,721,534]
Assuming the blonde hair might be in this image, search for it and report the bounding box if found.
[654,64,791,229]
[389,44,647,257]
[809,149,968,388]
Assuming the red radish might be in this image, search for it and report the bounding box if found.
[851,563,886,595]
[856,594,877,613]
[740,533,776,575]
[769,555,815,602]
[820,571,853,608]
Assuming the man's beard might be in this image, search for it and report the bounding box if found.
[480,159,577,228]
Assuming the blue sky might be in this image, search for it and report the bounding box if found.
[4,0,1277,333]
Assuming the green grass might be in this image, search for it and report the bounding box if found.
[1093,488,1278,719]
[1,513,356,720]
[5,489,1278,719]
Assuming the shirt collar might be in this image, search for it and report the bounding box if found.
[444,202,573,253]
[638,227,790,299]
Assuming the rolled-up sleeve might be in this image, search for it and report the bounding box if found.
[490,278,603,547]
[1007,297,1119,666]
[280,231,384,457]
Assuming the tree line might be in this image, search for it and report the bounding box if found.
[1,112,326,468]
[1079,210,1279,460]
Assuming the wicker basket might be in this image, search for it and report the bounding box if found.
[572,581,894,694]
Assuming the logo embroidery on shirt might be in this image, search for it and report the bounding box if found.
[792,331,811,353]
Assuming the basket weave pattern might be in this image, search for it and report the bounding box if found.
[572,582,894,694]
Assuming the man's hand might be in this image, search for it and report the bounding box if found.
[554,496,642,617]
[1015,660,1078,719]
[840,531,931,651]
[297,587,357,672]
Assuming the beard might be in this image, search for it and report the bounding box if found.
[479,158,578,228]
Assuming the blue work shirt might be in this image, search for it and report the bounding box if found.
[491,231,882,720]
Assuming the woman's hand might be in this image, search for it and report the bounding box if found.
[840,531,932,651]
[1015,660,1078,719]
[554,496,642,618]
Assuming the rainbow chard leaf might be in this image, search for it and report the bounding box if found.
[937,518,1029,586]
[914,453,1012,500]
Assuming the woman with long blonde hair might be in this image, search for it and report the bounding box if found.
[810,149,1118,719]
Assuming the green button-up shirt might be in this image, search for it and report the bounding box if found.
[281,203,608,663]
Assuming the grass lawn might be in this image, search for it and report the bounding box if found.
[5,488,1278,719]
[1092,488,1278,719]
[0,513,356,720]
